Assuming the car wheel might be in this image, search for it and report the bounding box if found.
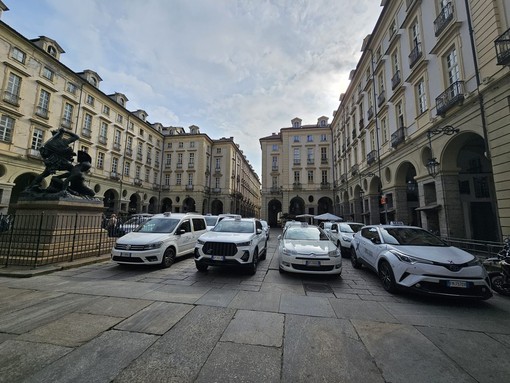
[378,260,397,293]
[260,241,268,260]
[161,247,175,268]
[196,262,208,272]
[247,249,259,275]
[350,247,362,269]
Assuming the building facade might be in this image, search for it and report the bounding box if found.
[330,0,510,241]
[260,117,334,227]
[0,13,260,218]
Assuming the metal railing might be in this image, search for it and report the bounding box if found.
[441,236,504,259]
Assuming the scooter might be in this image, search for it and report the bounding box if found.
[484,238,510,296]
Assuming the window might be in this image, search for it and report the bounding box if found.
[272,156,278,169]
[31,128,44,149]
[320,134,327,142]
[126,136,133,150]
[396,101,404,128]
[215,178,220,188]
[446,47,460,85]
[167,142,172,149]
[293,148,300,165]
[177,153,183,165]
[176,173,182,185]
[100,122,108,138]
[389,18,397,38]
[381,116,388,143]
[111,157,118,174]
[216,148,221,153]
[66,82,77,94]
[0,114,14,142]
[36,89,50,118]
[307,148,314,164]
[42,67,54,81]
[178,142,184,148]
[215,158,221,170]
[97,152,105,169]
[82,113,92,136]
[321,147,327,161]
[416,78,428,114]
[5,73,21,104]
[145,168,150,182]
[188,173,193,186]
[86,94,95,106]
[166,153,172,166]
[272,144,278,151]
[411,20,421,46]
[370,130,376,151]
[190,141,195,148]
[63,103,74,127]
[124,161,131,176]
[139,129,144,137]
[117,114,123,124]
[321,170,328,184]
[294,171,300,183]
[307,135,313,142]
[135,166,141,179]
[272,176,278,188]
[307,170,314,183]
[11,47,26,63]
[114,130,121,145]
[189,152,195,165]
[103,105,110,115]
[165,174,170,185]
[293,135,300,142]
[392,50,400,75]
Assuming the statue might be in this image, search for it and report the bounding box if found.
[23,128,96,199]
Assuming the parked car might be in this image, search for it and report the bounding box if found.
[350,224,492,299]
[204,213,242,231]
[116,213,153,236]
[324,221,364,257]
[261,220,270,240]
[278,223,342,276]
[194,217,267,274]
[111,212,207,268]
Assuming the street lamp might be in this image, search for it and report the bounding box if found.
[426,126,459,177]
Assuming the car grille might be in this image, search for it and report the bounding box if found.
[115,244,147,251]
[112,255,143,263]
[292,264,335,272]
[411,280,491,298]
[202,242,238,257]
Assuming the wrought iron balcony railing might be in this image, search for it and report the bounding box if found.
[495,28,510,65]
[377,90,386,107]
[367,150,377,165]
[409,42,422,68]
[435,80,465,116]
[391,127,406,148]
[351,164,359,176]
[391,70,401,90]
[434,2,454,36]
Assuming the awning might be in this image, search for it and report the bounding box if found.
[415,204,442,211]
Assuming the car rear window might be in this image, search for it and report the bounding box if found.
[136,218,180,233]
[381,228,446,246]
[213,220,254,233]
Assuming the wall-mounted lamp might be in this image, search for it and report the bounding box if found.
[407,180,417,193]
[426,125,459,178]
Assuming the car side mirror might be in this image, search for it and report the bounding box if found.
[277,235,282,240]
[176,228,186,235]
[370,237,381,244]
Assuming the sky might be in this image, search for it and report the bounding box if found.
[2,0,382,178]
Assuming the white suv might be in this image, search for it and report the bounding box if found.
[111,212,207,268]
[324,222,364,257]
[194,217,267,274]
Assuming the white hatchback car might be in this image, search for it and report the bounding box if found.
[111,213,207,268]
[278,223,342,276]
[350,225,492,299]
[194,217,266,274]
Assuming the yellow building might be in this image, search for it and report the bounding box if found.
[0,13,260,218]
[329,0,510,241]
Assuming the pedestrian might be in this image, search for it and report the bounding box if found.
[107,214,118,236]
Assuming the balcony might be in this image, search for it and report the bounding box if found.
[495,28,510,65]
[110,172,120,181]
[359,119,364,130]
[352,128,357,139]
[270,186,282,195]
[271,165,278,171]
[435,80,465,116]
[176,162,183,169]
[321,157,328,165]
[434,2,454,37]
[81,128,92,138]
[155,161,160,168]
[212,188,221,193]
[185,185,194,191]
[391,70,401,90]
[27,148,41,159]
[125,148,133,157]
[351,164,359,176]
[214,167,221,174]
[137,153,143,161]
[293,182,302,190]
[320,182,331,190]
[409,42,422,68]
[61,118,72,129]
[293,159,301,166]
[377,90,386,107]
[307,159,315,165]
[188,162,194,168]
[162,185,170,190]
[113,142,121,151]
[204,186,210,193]
[340,174,347,183]
[391,127,406,148]
[35,106,49,119]
[134,178,142,186]
[367,106,374,120]
[152,184,160,191]
[98,135,107,145]
[367,150,377,165]
[3,91,20,106]
[146,158,152,165]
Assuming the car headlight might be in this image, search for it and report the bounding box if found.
[389,249,433,264]
[197,238,206,245]
[329,248,341,258]
[237,240,251,247]
[342,236,351,242]
[144,241,163,250]
[467,258,481,267]
[282,247,297,256]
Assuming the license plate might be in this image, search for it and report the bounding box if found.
[211,255,225,261]
[120,252,132,257]
[306,260,321,266]
[447,280,468,288]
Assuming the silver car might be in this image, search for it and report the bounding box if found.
[350,225,492,299]
[278,223,342,276]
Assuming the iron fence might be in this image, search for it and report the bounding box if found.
[442,236,504,259]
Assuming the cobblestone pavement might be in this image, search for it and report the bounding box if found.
[1,229,510,382]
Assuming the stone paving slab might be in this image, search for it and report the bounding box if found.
[194,287,239,307]
[18,312,122,347]
[77,296,153,317]
[279,293,336,317]
[417,326,510,383]
[114,301,193,335]
[352,319,477,383]
[141,283,211,303]
[0,293,100,334]
[259,281,306,295]
[329,298,399,322]
[114,305,236,383]
[0,289,65,314]
[195,342,281,383]
[23,329,158,383]
[0,339,72,383]
[220,309,284,347]
[228,290,281,312]
[282,314,384,383]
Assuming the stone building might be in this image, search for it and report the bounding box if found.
[0,10,260,218]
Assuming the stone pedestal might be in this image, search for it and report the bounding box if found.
[1,199,114,267]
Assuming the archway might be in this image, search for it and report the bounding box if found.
[182,197,196,213]
[394,161,418,226]
[202,199,208,214]
[267,199,282,227]
[289,196,305,216]
[148,196,158,214]
[128,193,141,214]
[103,189,118,215]
[161,198,172,213]
[211,199,223,215]
[9,173,37,212]
[317,197,333,215]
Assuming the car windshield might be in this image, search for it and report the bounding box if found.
[205,216,218,226]
[123,216,149,225]
[340,223,363,233]
[135,218,180,233]
[284,227,329,241]
[213,220,254,233]
[381,227,446,246]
